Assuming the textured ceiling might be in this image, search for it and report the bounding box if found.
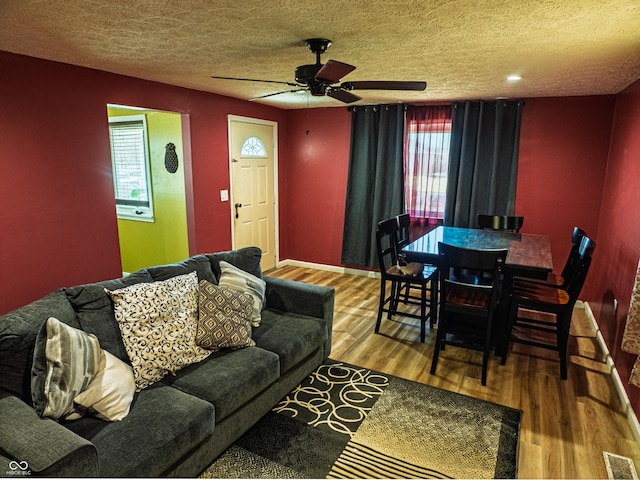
[1,0,639,109]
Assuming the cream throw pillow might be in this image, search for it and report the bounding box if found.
[74,349,136,421]
[108,272,211,391]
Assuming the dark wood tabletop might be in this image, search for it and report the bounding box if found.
[402,226,553,275]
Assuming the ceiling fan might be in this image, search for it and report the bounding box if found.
[211,38,427,104]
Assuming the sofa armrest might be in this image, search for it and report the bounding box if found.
[0,394,99,477]
[263,276,335,357]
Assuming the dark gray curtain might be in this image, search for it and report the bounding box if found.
[341,104,405,268]
[444,99,524,227]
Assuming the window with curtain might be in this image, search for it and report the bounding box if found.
[404,105,452,222]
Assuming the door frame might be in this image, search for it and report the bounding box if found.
[227,114,279,267]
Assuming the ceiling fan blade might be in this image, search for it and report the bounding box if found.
[341,81,427,91]
[315,60,356,83]
[327,88,362,104]
[212,75,299,87]
[250,89,307,100]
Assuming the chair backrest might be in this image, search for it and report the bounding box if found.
[477,214,524,233]
[438,242,508,314]
[477,214,505,230]
[564,235,596,302]
[504,216,524,233]
[376,218,401,274]
[559,227,587,284]
[439,243,508,280]
[396,213,411,249]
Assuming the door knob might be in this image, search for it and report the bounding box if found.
[234,203,242,219]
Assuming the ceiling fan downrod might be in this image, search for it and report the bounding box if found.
[295,38,332,86]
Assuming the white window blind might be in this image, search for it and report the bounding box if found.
[108,115,154,221]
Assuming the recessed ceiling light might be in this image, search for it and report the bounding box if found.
[507,75,523,82]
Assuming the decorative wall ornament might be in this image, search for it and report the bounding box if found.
[622,258,640,387]
[164,143,179,173]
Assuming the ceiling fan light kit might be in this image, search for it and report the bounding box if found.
[211,38,426,104]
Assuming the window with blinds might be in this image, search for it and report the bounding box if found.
[108,115,154,221]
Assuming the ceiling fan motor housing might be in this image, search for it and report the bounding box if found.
[295,64,323,85]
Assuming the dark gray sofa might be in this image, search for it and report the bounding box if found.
[0,247,335,477]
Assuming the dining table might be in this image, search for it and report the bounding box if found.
[401,225,554,353]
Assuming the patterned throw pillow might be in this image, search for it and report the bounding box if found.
[107,272,212,391]
[196,280,256,350]
[218,261,266,327]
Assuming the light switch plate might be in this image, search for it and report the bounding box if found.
[220,189,229,202]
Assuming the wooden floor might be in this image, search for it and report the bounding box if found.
[268,265,640,479]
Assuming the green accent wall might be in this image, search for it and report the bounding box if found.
[108,107,189,273]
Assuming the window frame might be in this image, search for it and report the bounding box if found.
[108,114,154,222]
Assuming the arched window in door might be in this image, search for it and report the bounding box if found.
[240,136,267,157]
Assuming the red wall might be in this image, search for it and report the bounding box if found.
[0,51,285,313]
[280,97,615,278]
[587,79,640,409]
[280,108,351,265]
[516,95,614,293]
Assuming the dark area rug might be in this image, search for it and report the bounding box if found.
[200,360,521,479]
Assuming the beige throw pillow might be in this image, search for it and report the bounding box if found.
[74,349,136,421]
[108,272,211,391]
[196,280,256,350]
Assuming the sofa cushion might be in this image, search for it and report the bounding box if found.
[218,261,266,327]
[162,346,279,422]
[196,280,255,350]
[146,254,216,284]
[108,272,212,391]
[64,383,215,477]
[0,290,79,401]
[65,270,153,364]
[252,310,327,374]
[206,246,263,281]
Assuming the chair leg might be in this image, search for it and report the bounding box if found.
[430,312,446,375]
[389,280,399,319]
[429,277,437,329]
[558,312,571,380]
[420,282,427,343]
[481,323,494,386]
[375,279,386,333]
[501,300,519,366]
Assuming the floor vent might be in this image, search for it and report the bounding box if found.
[604,451,639,480]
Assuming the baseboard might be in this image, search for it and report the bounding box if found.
[583,301,640,444]
[277,259,380,279]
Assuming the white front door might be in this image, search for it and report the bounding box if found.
[229,116,277,272]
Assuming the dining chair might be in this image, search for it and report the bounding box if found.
[375,218,438,343]
[395,213,435,304]
[477,214,524,233]
[430,242,508,385]
[514,226,586,289]
[501,235,596,379]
